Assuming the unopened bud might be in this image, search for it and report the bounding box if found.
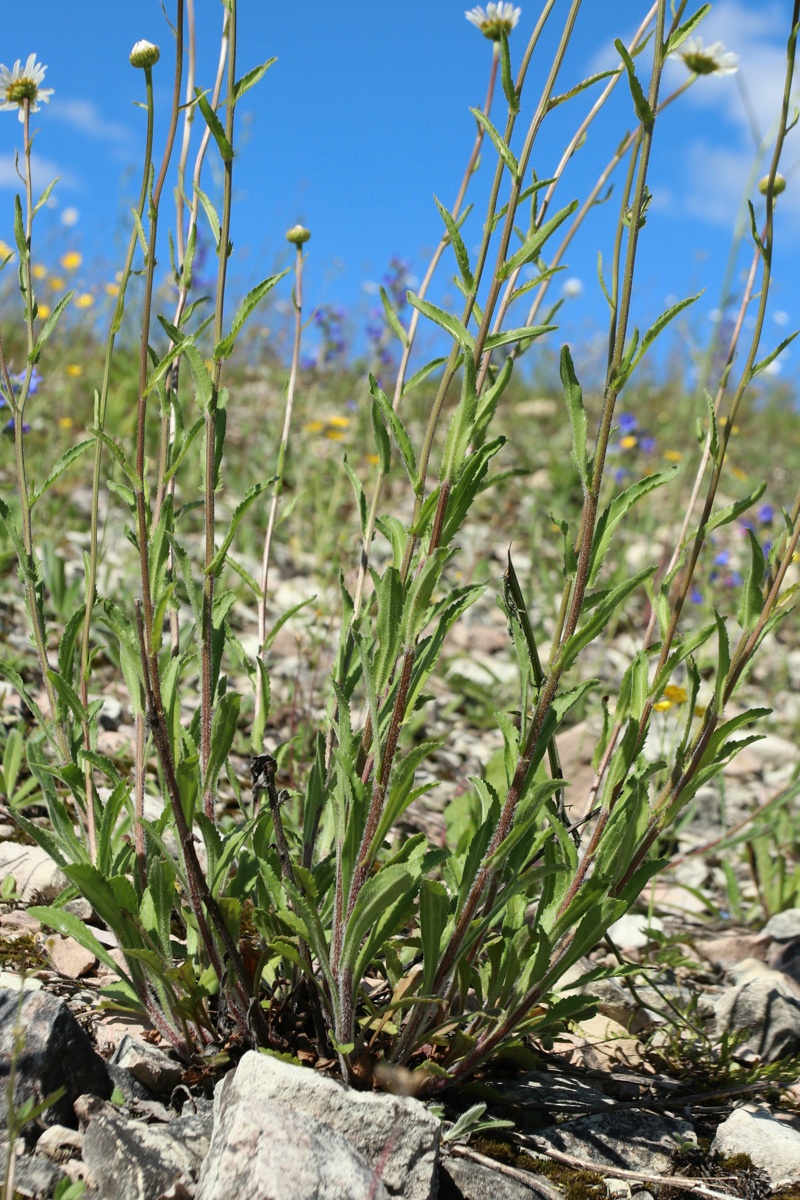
[130,41,160,69]
[286,224,311,247]
[759,173,786,197]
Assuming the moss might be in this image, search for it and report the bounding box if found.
[470,1137,605,1200]
[0,932,46,972]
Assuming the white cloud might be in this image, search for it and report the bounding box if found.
[49,98,131,144]
[0,154,77,192]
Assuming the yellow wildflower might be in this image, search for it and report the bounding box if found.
[620,435,637,450]
[32,263,47,280]
[366,454,380,466]
[730,465,748,481]
[653,700,672,712]
[60,251,82,271]
[328,415,350,429]
[37,303,51,318]
[663,685,688,704]
[65,364,82,378]
[74,293,94,309]
[48,276,66,291]
[105,282,120,297]
[58,416,74,429]
[303,420,324,434]
[0,239,14,260]
[325,430,344,441]
[663,449,682,463]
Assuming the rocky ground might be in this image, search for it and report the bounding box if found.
[3,498,800,1197]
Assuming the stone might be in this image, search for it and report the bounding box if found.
[197,1051,439,1200]
[556,957,642,1030]
[34,1123,83,1163]
[82,1107,212,1200]
[0,843,67,904]
[695,931,771,971]
[607,913,663,950]
[44,934,96,979]
[715,977,800,1061]
[0,989,111,1128]
[529,1111,696,1174]
[196,1097,390,1200]
[441,1154,555,1199]
[483,1069,614,1117]
[111,1034,183,1094]
[5,1153,65,1198]
[712,1104,800,1186]
[764,910,800,941]
[97,696,124,730]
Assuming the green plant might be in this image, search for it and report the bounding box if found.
[0,0,798,1099]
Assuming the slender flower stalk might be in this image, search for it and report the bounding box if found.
[255,226,309,735]
[200,0,237,821]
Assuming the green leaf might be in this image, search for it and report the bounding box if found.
[33,176,60,218]
[699,482,767,539]
[29,906,132,981]
[206,479,272,576]
[401,548,450,645]
[560,345,589,492]
[233,57,277,102]
[214,270,289,360]
[13,195,28,264]
[549,69,619,110]
[440,351,478,482]
[402,356,447,397]
[589,468,678,586]
[498,200,579,281]
[470,108,518,178]
[562,568,655,671]
[30,293,74,363]
[434,196,473,290]
[419,879,450,996]
[29,440,93,508]
[750,331,799,380]
[407,292,473,350]
[665,4,712,54]
[379,286,409,348]
[483,324,554,352]
[195,89,234,162]
[182,342,214,410]
[499,30,520,113]
[340,864,416,988]
[194,184,221,249]
[737,529,765,632]
[614,39,654,126]
[369,375,417,488]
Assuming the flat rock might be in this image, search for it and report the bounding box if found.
[196,1097,390,1200]
[111,1034,183,1094]
[441,1154,557,1199]
[607,913,663,950]
[0,989,111,1128]
[34,1123,83,1163]
[713,1104,800,1186]
[45,934,96,979]
[83,1107,212,1200]
[0,843,67,904]
[763,910,800,941]
[715,977,800,1061]
[199,1051,439,1200]
[695,931,771,971]
[529,1111,695,1174]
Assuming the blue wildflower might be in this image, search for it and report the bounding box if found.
[758,504,774,524]
[618,413,638,435]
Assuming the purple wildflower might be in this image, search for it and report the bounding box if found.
[618,412,637,435]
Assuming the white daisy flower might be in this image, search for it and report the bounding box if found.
[0,55,53,122]
[677,37,738,77]
[465,3,522,40]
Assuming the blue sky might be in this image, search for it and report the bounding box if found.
[0,1,797,379]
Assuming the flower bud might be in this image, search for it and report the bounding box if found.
[286,224,311,247]
[130,41,160,69]
[758,173,786,197]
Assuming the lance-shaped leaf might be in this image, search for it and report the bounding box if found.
[737,529,766,633]
[620,293,702,385]
[214,269,289,360]
[402,356,447,397]
[195,88,234,162]
[560,345,589,492]
[206,479,273,576]
[665,4,712,54]
[698,482,767,540]
[194,184,221,249]
[561,568,655,672]
[205,692,241,800]
[434,196,473,290]
[233,57,277,103]
[589,467,678,586]
[407,291,473,350]
[615,39,654,127]
[498,200,578,282]
[30,293,74,364]
[440,351,478,482]
[401,548,450,646]
[750,331,798,381]
[379,285,409,348]
[29,440,93,508]
[369,374,417,488]
[470,108,518,178]
[484,324,554,352]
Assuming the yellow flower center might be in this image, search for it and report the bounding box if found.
[6,78,37,103]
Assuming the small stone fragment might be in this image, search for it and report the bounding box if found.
[712,1104,800,1186]
[715,977,800,1061]
[45,934,96,979]
[0,843,67,904]
[34,1123,83,1163]
[111,1034,183,1094]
